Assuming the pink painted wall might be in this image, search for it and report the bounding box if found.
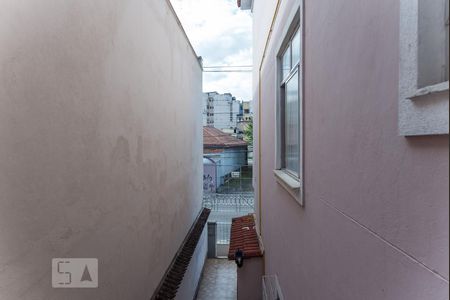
[237,257,263,300]
[253,0,449,299]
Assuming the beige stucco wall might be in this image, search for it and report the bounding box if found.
[0,1,202,299]
[253,0,449,299]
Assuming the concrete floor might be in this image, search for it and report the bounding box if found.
[196,258,237,300]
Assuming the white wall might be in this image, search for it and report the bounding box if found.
[176,229,207,300]
[0,1,202,299]
[214,94,233,129]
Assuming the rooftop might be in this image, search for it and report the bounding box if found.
[228,214,263,260]
[203,127,247,149]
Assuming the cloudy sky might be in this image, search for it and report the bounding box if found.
[170,0,253,101]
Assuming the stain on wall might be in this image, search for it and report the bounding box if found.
[0,1,202,299]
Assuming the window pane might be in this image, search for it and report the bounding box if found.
[284,71,299,175]
[417,0,449,86]
[282,46,291,80]
[445,0,449,81]
[291,29,300,66]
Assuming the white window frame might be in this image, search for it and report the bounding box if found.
[399,0,449,136]
[274,7,304,206]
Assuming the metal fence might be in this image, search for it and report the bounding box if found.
[216,222,232,244]
[203,192,254,212]
[203,192,254,246]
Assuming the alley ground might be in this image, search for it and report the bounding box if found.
[196,259,237,300]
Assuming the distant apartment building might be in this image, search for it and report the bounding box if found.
[203,92,241,134]
[241,101,253,121]
[236,100,253,139]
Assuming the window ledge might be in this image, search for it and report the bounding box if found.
[273,169,300,189]
[408,81,449,100]
[273,170,303,206]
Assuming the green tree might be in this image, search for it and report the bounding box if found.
[243,119,253,146]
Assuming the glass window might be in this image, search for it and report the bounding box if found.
[445,0,449,81]
[282,46,291,80]
[279,24,301,177]
[291,29,300,67]
[284,72,299,175]
[417,0,449,87]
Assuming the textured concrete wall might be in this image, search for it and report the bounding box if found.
[253,0,449,299]
[398,0,449,136]
[0,1,202,299]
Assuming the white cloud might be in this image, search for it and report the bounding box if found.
[170,0,253,101]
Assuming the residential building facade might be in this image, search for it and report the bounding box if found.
[203,127,248,190]
[242,100,253,121]
[250,0,449,299]
[0,1,204,299]
[203,91,241,134]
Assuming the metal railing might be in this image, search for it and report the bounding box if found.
[203,192,254,252]
[203,192,254,212]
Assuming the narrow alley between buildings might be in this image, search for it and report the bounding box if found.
[0,0,448,300]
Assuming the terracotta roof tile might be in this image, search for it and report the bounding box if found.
[203,127,247,148]
[228,214,263,260]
